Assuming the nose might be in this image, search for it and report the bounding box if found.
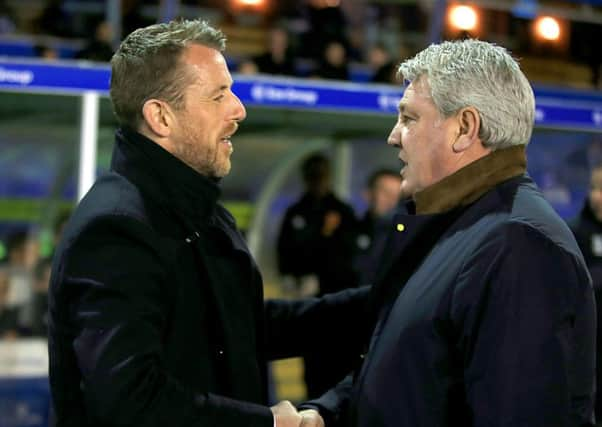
[231,92,246,122]
[387,122,401,148]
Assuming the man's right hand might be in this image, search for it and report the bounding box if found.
[300,409,325,427]
[271,400,303,427]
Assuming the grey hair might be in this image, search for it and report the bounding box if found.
[110,19,227,129]
[397,39,535,150]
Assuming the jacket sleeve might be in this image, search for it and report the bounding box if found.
[59,216,272,427]
[298,374,354,427]
[454,222,596,427]
[264,286,371,360]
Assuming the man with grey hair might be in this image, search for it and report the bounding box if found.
[48,18,371,427]
[300,39,596,426]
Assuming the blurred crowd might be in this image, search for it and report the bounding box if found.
[1,0,600,87]
[0,211,69,340]
[0,0,405,84]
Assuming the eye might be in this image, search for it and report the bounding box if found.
[401,114,415,124]
[213,95,225,102]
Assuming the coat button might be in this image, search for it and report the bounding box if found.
[396,223,405,232]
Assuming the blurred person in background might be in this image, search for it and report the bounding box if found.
[568,162,602,423]
[0,0,16,34]
[48,18,369,427]
[4,230,37,333]
[312,40,349,81]
[300,39,596,427]
[0,267,19,339]
[238,27,296,77]
[75,20,114,62]
[277,153,359,399]
[121,0,152,39]
[277,153,358,298]
[34,44,59,60]
[34,0,73,37]
[29,258,51,338]
[368,43,397,84]
[299,0,349,61]
[353,169,402,286]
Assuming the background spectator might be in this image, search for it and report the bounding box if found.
[29,258,51,337]
[75,20,114,62]
[4,230,37,333]
[276,153,359,398]
[568,162,602,420]
[238,27,296,76]
[312,40,349,81]
[0,267,19,339]
[368,43,398,84]
[34,0,74,37]
[121,0,152,39]
[0,0,16,34]
[299,0,349,61]
[34,43,59,60]
[353,169,402,285]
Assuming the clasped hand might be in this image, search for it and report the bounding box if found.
[271,400,325,427]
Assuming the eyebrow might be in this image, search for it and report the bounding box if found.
[206,84,229,98]
[397,101,407,114]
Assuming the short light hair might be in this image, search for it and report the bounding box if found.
[397,39,535,150]
[110,19,226,129]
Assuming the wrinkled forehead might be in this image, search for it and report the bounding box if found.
[398,76,434,111]
[406,75,432,96]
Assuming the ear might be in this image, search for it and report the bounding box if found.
[141,99,174,138]
[452,107,481,153]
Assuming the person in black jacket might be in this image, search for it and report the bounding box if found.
[238,27,296,77]
[0,267,19,339]
[277,153,358,298]
[353,169,402,286]
[277,153,359,399]
[300,39,596,427]
[568,162,602,423]
[48,19,367,427]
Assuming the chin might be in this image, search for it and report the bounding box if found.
[399,183,413,200]
[215,164,231,178]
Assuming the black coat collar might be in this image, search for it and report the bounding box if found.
[111,127,221,227]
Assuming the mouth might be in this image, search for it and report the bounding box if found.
[220,125,238,148]
[399,165,407,178]
[399,155,407,177]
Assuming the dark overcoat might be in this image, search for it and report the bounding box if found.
[306,174,596,427]
[48,128,368,427]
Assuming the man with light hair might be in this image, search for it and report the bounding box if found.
[301,39,596,426]
[48,18,374,427]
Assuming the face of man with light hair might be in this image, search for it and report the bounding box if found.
[387,76,472,199]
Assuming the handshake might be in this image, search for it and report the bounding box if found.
[271,401,324,427]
